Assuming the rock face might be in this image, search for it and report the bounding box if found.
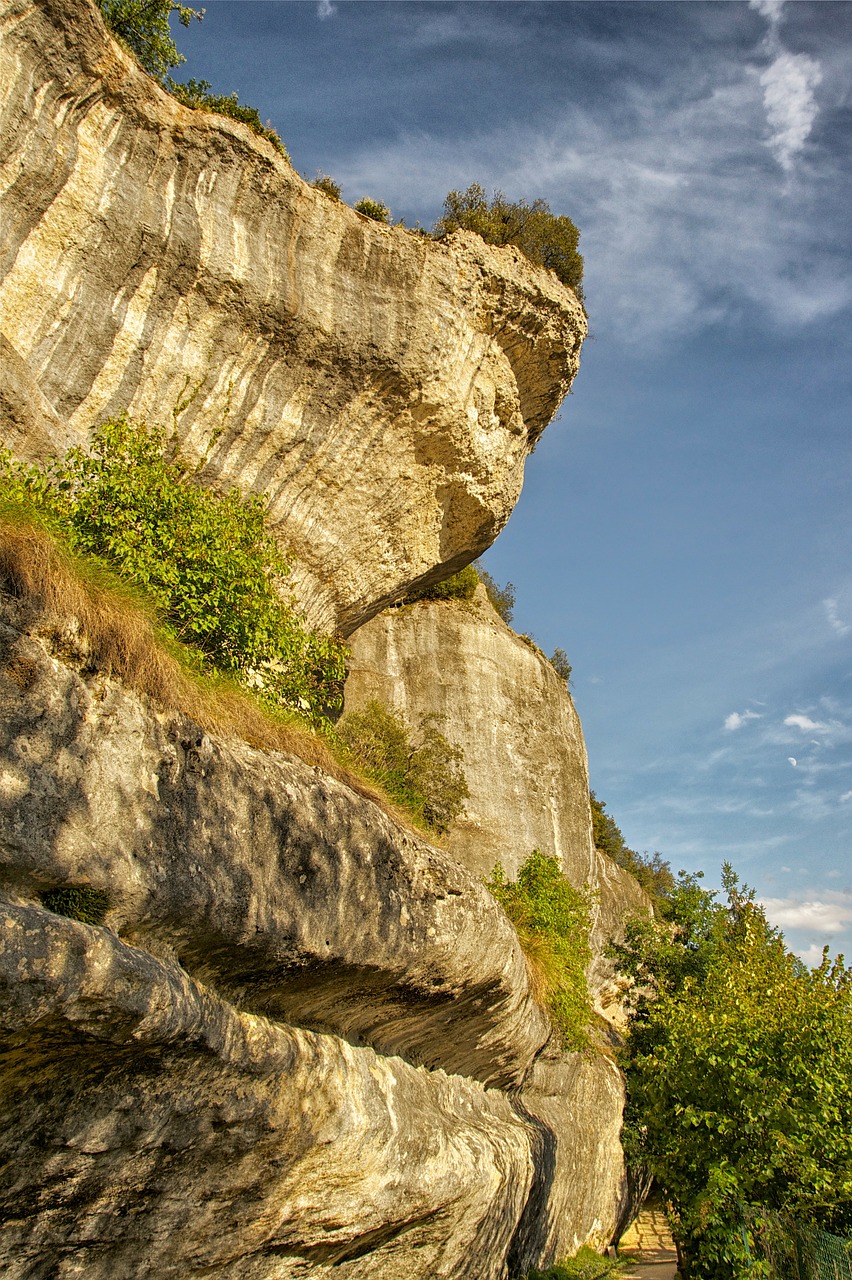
[0,595,630,1276]
[344,592,650,1266]
[0,0,586,634]
[344,590,650,993]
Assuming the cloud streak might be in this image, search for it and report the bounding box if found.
[725,710,762,731]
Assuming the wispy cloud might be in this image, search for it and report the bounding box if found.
[750,0,823,173]
[824,597,851,636]
[762,892,852,935]
[317,0,336,19]
[759,52,823,172]
[784,713,828,733]
[725,709,762,731]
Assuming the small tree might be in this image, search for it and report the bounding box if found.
[614,865,852,1277]
[312,172,342,200]
[354,197,391,223]
[434,183,584,301]
[550,647,572,685]
[474,561,515,624]
[95,0,204,78]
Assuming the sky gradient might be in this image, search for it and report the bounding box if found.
[178,1,852,962]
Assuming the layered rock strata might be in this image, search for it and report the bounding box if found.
[0,0,586,633]
[344,589,650,988]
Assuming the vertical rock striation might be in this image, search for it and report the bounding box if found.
[0,0,586,633]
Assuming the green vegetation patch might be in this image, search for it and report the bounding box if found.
[41,886,111,926]
[487,851,592,1050]
[403,564,480,605]
[521,1247,624,1279]
[0,414,346,724]
[613,864,852,1278]
[354,197,391,223]
[164,78,288,156]
[434,183,584,302]
[590,791,674,904]
[336,700,469,834]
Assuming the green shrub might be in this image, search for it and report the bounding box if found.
[434,183,584,302]
[550,647,572,685]
[164,78,288,157]
[337,700,468,833]
[590,791,674,903]
[403,564,479,605]
[354,197,391,223]
[0,415,346,722]
[521,1247,624,1279]
[95,0,203,78]
[487,851,592,1050]
[474,561,515,624]
[40,886,110,926]
[311,172,342,200]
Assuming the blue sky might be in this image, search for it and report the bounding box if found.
[178,1,852,963]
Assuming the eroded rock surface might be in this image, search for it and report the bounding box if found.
[0,600,548,1087]
[0,0,586,633]
[0,903,535,1279]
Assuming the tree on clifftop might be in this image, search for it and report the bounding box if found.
[95,0,204,77]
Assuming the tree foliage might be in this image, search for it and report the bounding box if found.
[95,0,204,78]
[487,851,592,1050]
[474,561,515,625]
[336,700,469,833]
[354,197,391,223]
[0,415,346,722]
[613,865,852,1278]
[434,183,584,301]
[589,791,674,902]
[403,564,480,605]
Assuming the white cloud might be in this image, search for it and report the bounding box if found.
[759,51,823,172]
[762,892,852,935]
[317,0,336,18]
[725,710,761,731]
[795,942,830,968]
[788,756,798,766]
[749,0,785,26]
[784,714,827,732]
[841,791,852,803]
[823,598,851,636]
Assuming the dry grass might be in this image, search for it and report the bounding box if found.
[511,920,564,1009]
[0,506,417,825]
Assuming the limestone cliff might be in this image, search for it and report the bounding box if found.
[0,596,632,1277]
[344,588,650,993]
[0,1,649,1273]
[0,0,585,634]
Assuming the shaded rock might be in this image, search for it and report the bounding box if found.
[0,0,586,633]
[0,598,548,1086]
[510,1039,631,1270]
[0,902,535,1279]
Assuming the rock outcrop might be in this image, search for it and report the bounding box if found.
[344,589,650,992]
[0,0,586,634]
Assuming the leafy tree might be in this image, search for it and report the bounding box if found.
[1,415,346,721]
[354,197,391,223]
[474,560,515,625]
[95,0,204,78]
[434,183,584,301]
[337,700,469,833]
[613,865,852,1278]
[487,851,592,1050]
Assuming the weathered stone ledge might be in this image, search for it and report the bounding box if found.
[0,601,549,1086]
